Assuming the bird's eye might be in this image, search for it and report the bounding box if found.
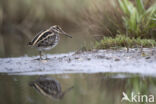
[56,26,60,30]
[56,25,61,29]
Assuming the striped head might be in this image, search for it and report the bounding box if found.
[49,25,72,38]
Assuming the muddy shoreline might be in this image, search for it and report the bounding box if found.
[0,48,156,76]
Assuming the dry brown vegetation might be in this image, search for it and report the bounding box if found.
[0,0,155,39]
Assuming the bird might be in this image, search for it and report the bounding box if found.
[29,76,73,100]
[28,25,72,60]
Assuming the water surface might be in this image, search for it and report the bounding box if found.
[0,73,156,104]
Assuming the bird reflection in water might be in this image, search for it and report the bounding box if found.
[29,76,73,100]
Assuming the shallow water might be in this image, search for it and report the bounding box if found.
[0,73,156,104]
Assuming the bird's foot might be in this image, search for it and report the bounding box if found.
[45,57,51,60]
[34,58,43,60]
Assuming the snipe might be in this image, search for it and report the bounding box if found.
[29,76,73,99]
[28,25,72,60]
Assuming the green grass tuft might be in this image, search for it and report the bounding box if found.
[95,35,156,49]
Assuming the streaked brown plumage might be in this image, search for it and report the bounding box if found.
[28,25,72,60]
[29,76,73,99]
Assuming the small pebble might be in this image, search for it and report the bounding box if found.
[75,57,79,59]
[145,56,150,59]
[115,58,120,61]
[96,55,105,59]
[106,57,111,60]
[67,58,71,62]
[87,58,91,60]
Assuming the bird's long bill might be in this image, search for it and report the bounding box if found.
[62,32,72,38]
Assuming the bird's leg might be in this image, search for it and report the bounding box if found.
[42,50,47,60]
[45,52,50,60]
[45,52,48,60]
[39,51,43,60]
[43,50,49,60]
